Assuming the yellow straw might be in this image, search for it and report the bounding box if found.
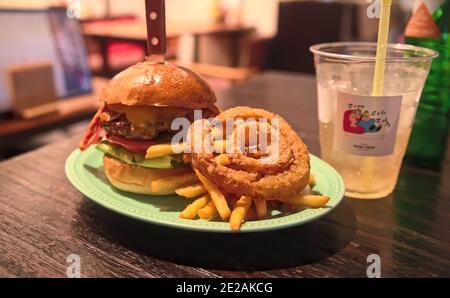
[372,0,392,96]
[362,0,392,193]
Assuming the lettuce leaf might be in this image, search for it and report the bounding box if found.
[96,141,184,169]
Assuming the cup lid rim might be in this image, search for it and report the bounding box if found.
[310,42,439,61]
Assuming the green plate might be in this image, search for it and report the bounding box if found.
[65,146,345,233]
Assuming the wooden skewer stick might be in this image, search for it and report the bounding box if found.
[145,0,166,63]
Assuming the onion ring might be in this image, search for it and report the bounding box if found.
[189,106,310,200]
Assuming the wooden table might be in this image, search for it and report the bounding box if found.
[0,72,449,277]
[83,21,254,76]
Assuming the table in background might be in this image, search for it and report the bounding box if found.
[0,77,107,139]
[0,72,449,277]
[83,21,254,76]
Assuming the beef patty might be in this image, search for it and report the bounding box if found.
[100,107,216,140]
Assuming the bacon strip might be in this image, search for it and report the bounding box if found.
[79,105,106,150]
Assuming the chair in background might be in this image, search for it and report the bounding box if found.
[192,0,360,86]
[266,0,359,74]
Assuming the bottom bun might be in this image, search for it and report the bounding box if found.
[103,155,189,195]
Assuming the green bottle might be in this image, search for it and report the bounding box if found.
[405,0,450,170]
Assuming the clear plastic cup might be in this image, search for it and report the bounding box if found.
[310,42,437,199]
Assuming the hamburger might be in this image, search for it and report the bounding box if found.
[79,62,219,195]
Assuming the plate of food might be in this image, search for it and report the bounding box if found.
[66,61,345,232]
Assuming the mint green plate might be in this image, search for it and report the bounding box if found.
[65,146,345,233]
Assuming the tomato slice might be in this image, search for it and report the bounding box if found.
[106,134,160,154]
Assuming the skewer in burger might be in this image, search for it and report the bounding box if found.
[79,62,219,195]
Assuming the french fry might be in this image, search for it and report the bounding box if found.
[150,172,199,194]
[197,200,218,220]
[229,196,252,231]
[308,174,316,187]
[213,140,227,153]
[194,169,231,220]
[145,143,183,159]
[180,194,210,219]
[254,199,268,219]
[279,194,329,208]
[214,153,231,166]
[175,183,207,199]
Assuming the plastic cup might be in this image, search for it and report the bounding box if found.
[310,42,437,199]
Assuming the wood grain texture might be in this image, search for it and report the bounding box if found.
[0,72,449,277]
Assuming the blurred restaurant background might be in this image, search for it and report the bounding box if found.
[0,0,418,160]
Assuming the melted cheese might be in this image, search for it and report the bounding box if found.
[107,104,189,128]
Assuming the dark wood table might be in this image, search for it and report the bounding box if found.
[0,72,449,277]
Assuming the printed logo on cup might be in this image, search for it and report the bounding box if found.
[333,92,402,156]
